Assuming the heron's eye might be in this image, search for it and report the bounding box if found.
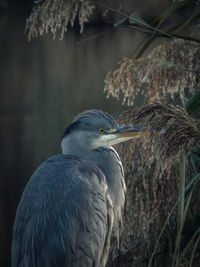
[99,128,105,134]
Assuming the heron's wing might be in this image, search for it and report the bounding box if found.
[12,154,114,267]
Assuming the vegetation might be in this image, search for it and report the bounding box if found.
[118,100,200,266]
[26,0,200,266]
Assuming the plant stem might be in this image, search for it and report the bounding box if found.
[172,148,186,266]
[186,91,200,115]
[148,171,200,267]
[178,148,186,225]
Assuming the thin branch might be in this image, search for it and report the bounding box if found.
[75,30,108,45]
[94,0,200,44]
[95,1,172,37]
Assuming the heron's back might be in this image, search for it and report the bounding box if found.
[12,154,111,267]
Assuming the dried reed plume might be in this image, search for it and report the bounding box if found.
[116,103,200,266]
[105,40,200,106]
[119,102,200,177]
[26,0,94,40]
[114,103,198,264]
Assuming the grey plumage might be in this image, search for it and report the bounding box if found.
[12,110,141,267]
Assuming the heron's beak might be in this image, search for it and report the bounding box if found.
[104,126,165,146]
[115,126,150,137]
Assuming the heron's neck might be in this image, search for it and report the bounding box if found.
[85,146,126,236]
[61,135,94,158]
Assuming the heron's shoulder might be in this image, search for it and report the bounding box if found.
[37,154,87,170]
[32,153,105,184]
[45,154,103,170]
[20,154,107,211]
[45,153,82,163]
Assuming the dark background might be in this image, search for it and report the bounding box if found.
[0,0,188,266]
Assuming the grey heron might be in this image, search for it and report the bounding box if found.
[12,110,147,267]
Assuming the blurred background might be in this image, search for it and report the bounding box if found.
[0,0,188,265]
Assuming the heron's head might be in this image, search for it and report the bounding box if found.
[61,110,148,156]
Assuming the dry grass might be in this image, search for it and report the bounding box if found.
[104,40,200,106]
[115,102,200,266]
[26,0,94,40]
[117,101,200,222]
[118,102,200,177]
